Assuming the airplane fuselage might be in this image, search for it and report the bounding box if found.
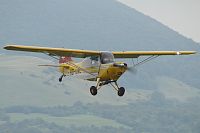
[58,61,127,82]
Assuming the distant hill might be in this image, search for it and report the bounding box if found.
[1,0,200,132]
[0,0,199,50]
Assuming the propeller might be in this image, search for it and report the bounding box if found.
[127,65,138,75]
[113,63,138,74]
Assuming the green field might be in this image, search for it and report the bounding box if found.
[8,113,130,128]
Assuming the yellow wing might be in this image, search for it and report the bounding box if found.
[4,44,101,58]
[4,44,196,58]
[112,51,196,58]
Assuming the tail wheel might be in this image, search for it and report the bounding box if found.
[90,86,97,96]
[59,77,62,82]
[59,74,65,82]
[118,87,125,96]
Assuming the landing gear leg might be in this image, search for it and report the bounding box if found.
[111,82,125,97]
[89,79,125,97]
[89,78,100,96]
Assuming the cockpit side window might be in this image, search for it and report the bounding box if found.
[100,52,114,64]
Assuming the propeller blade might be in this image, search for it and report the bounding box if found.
[127,66,137,74]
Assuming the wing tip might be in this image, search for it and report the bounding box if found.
[179,51,197,55]
[3,44,17,50]
[3,45,10,50]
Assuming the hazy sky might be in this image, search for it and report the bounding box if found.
[118,0,200,43]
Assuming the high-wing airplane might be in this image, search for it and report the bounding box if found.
[4,44,196,96]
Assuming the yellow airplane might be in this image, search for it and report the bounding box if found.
[4,44,196,96]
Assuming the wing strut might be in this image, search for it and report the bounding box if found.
[65,61,97,77]
[43,52,60,60]
[132,55,159,67]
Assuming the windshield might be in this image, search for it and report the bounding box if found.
[100,52,114,64]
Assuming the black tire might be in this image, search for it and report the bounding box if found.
[59,77,62,82]
[90,86,97,96]
[118,87,125,96]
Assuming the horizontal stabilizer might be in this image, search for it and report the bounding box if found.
[38,64,63,67]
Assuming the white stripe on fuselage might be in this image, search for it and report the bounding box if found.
[71,72,98,80]
[72,63,111,80]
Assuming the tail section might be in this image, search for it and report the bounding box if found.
[59,56,73,64]
[58,56,77,75]
[39,56,77,76]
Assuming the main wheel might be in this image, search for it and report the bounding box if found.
[90,86,97,96]
[118,87,125,96]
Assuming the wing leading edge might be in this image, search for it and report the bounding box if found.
[4,45,101,58]
[4,44,196,58]
[112,51,196,58]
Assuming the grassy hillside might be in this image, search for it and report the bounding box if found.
[8,113,130,128]
[1,55,199,105]
[0,55,153,107]
[1,0,200,89]
[0,55,200,132]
